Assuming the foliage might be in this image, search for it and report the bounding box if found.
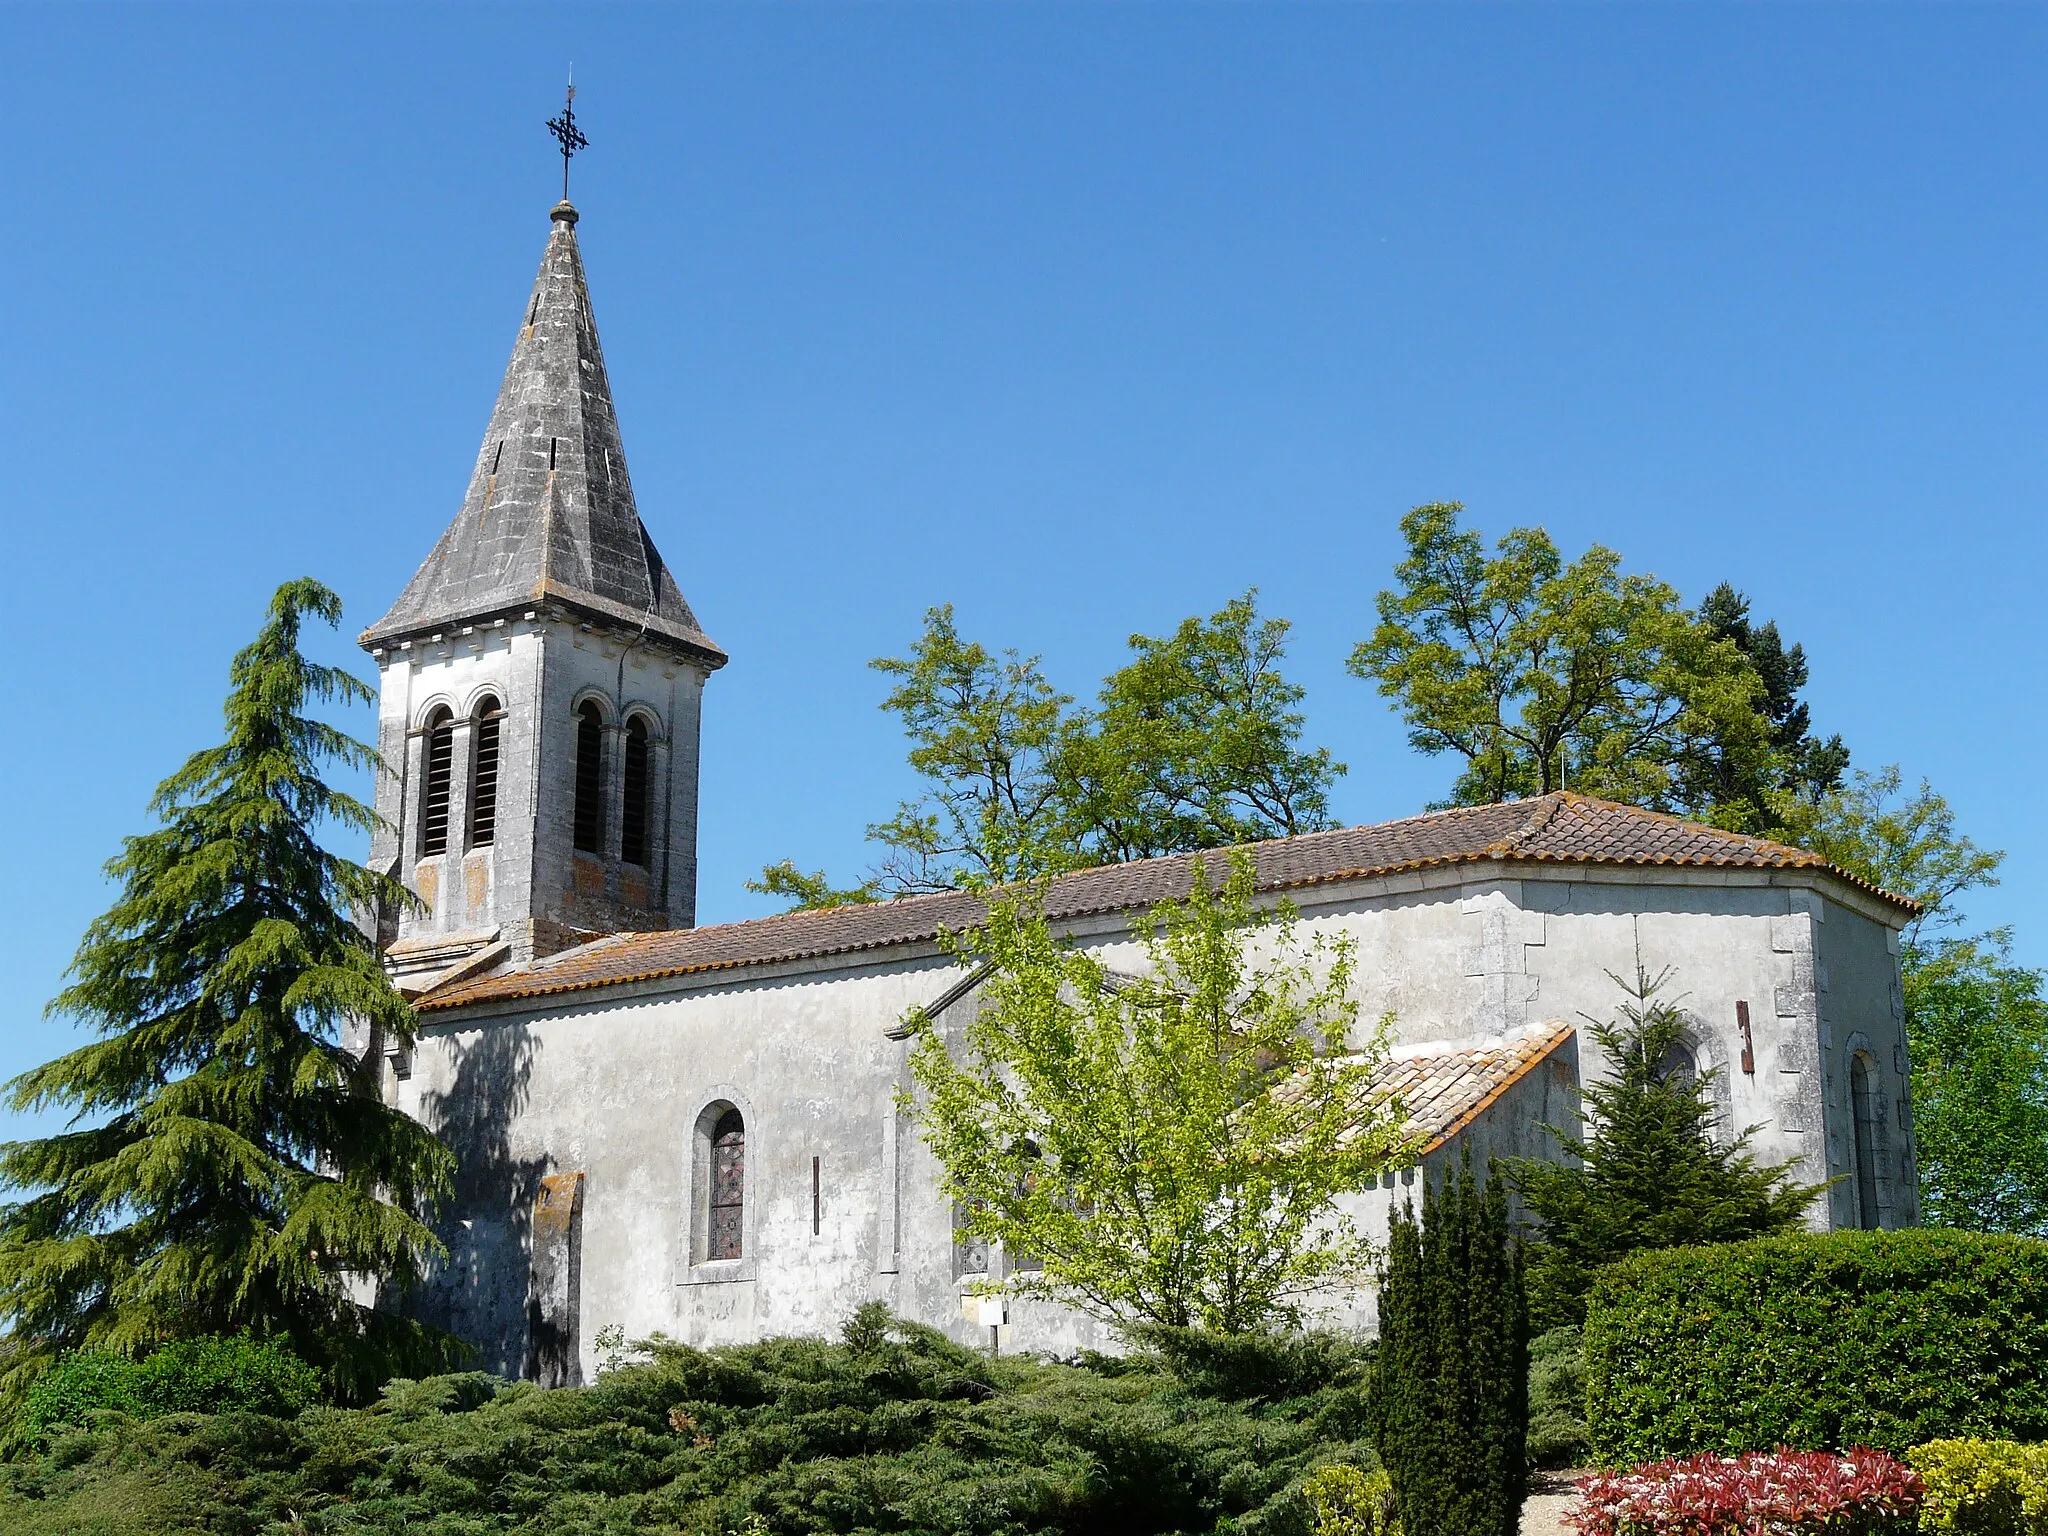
[1582,1230,2048,1463]
[1056,594,1344,863]
[1507,968,1824,1329]
[1905,937,2048,1237]
[904,853,1406,1333]
[1909,1439,2048,1535]
[1348,503,1770,810]
[754,593,1342,904]
[1371,1155,1528,1536]
[16,1335,323,1443]
[746,861,878,911]
[1568,1448,1923,1536]
[0,579,459,1406]
[1527,1325,1590,1471]
[1773,765,2002,943]
[0,1307,1386,1536]
[1677,583,1849,828]
[1303,1463,1400,1536]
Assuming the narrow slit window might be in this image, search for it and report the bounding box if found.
[621,716,652,866]
[709,1109,745,1261]
[1851,1055,1882,1230]
[573,702,605,854]
[469,697,503,847]
[419,707,455,857]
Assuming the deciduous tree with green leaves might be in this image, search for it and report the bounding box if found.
[902,854,1407,1334]
[1905,937,2048,1237]
[1773,765,2003,946]
[1349,503,1772,812]
[1507,968,1825,1329]
[755,593,1343,907]
[0,579,461,1403]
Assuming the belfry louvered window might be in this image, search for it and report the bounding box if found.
[469,696,503,848]
[419,707,455,857]
[572,702,605,855]
[709,1108,745,1261]
[621,715,652,866]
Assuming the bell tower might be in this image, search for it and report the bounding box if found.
[360,198,726,992]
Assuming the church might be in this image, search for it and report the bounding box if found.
[358,194,1922,1386]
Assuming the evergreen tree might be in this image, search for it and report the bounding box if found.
[1508,967,1825,1328]
[0,579,461,1402]
[1372,1153,1528,1536]
[1680,583,1849,828]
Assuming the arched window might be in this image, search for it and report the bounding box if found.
[621,715,652,867]
[469,696,503,848]
[1656,1041,1699,1092]
[419,707,455,856]
[952,1199,989,1278]
[1850,1054,1883,1230]
[709,1108,745,1261]
[572,701,605,855]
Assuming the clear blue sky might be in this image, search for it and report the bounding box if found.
[4,5,2043,1131]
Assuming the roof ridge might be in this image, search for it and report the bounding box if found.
[1542,789,1828,864]
[422,797,1914,1014]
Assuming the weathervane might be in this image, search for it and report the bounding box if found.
[546,78,589,202]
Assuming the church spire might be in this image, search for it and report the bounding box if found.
[361,200,724,668]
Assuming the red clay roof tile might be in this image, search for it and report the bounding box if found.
[418,792,1909,1013]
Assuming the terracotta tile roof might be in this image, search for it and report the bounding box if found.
[1265,1022,1575,1154]
[1372,1022,1577,1154]
[418,792,1910,1014]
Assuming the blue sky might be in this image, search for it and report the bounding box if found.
[3,5,2043,1131]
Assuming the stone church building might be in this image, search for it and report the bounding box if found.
[360,197,1921,1385]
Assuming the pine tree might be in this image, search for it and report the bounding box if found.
[0,579,460,1401]
[1372,1153,1529,1536]
[1508,966,1826,1329]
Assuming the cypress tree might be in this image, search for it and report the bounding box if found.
[0,579,460,1401]
[1371,1153,1529,1536]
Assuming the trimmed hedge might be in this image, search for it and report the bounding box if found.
[1911,1439,2048,1535]
[1585,1229,2048,1463]
[16,1335,323,1442]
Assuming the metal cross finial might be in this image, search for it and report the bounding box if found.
[546,80,589,202]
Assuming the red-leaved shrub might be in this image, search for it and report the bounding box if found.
[1568,1448,1923,1535]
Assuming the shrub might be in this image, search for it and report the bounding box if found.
[1528,1326,1590,1470]
[1584,1229,2048,1462]
[1133,1323,1371,1405]
[1909,1439,2048,1534]
[1568,1448,1923,1535]
[1304,1463,1400,1536]
[15,1334,323,1441]
[0,1311,1383,1534]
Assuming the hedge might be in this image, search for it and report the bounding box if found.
[15,1334,324,1443]
[1911,1440,2048,1535]
[1584,1229,2048,1463]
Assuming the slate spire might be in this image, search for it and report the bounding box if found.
[362,201,723,666]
